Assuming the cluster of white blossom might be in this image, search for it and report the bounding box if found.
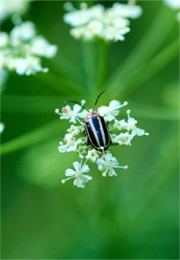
[0,0,30,22]
[55,100,149,188]
[164,0,180,21]
[0,21,58,84]
[63,2,142,42]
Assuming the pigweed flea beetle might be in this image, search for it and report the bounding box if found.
[67,89,111,152]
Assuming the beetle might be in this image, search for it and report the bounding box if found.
[67,89,111,152]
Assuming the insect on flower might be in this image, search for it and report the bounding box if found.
[67,90,111,152]
[56,91,149,188]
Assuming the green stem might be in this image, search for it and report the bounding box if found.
[97,42,108,89]
[81,41,97,99]
[0,119,64,155]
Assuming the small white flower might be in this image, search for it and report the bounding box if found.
[125,110,149,136]
[0,122,5,134]
[125,109,138,131]
[98,100,128,121]
[56,103,87,124]
[10,22,36,45]
[62,161,92,188]
[97,152,128,177]
[77,145,88,159]
[67,124,83,136]
[85,149,100,163]
[111,132,134,146]
[31,36,58,58]
[113,119,128,130]
[58,134,83,153]
[132,127,149,137]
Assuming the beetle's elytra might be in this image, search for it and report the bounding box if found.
[85,112,110,152]
[67,89,111,152]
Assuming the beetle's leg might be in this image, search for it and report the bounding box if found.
[86,136,90,145]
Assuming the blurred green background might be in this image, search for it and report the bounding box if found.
[1,0,179,259]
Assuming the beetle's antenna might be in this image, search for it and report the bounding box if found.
[93,89,107,111]
[66,100,89,112]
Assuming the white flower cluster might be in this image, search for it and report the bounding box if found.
[164,0,180,21]
[0,0,30,22]
[63,2,142,42]
[0,21,58,82]
[55,100,149,188]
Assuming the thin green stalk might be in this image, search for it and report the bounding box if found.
[107,5,176,91]
[0,120,64,155]
[97,42,109,89]
[81,41,97,99]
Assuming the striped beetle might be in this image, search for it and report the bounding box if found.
[67,90,111,152]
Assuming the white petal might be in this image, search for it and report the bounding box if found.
[83,174,92,182]
[105,114,115,121]
[81,164,90,173]
[73,161,81,171]
[96,158,105,167]
[98,106,108,116]
[65,169,76,177]
[108,168,117,176]
[73,178,84,188]
[104,152,113,161]
[109,100,120,109]
[73,104,82,113]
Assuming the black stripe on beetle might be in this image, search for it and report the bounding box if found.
[85,114,110,152]
[66,89,111,152]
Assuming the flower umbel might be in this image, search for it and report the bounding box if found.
[0,21,58,81]
[56,99,149,188]
[63,2,142,42]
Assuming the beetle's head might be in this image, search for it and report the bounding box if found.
[86,111,100,119]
